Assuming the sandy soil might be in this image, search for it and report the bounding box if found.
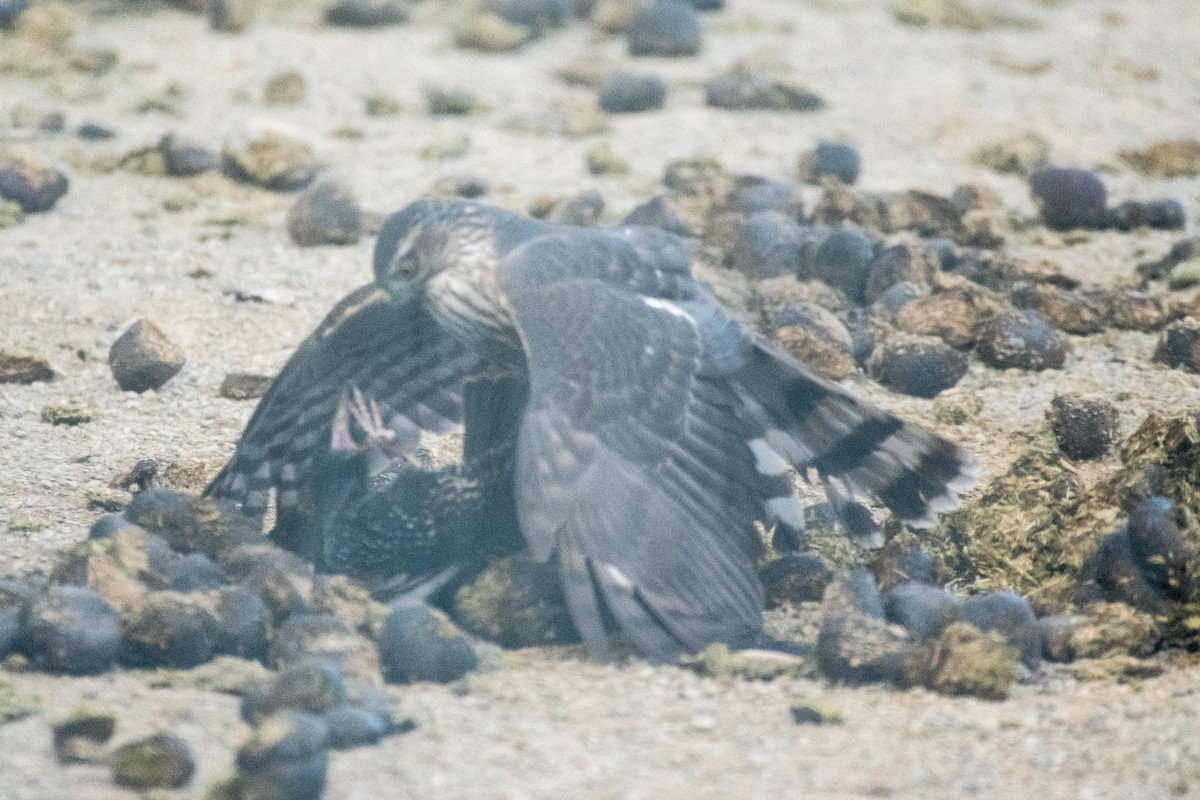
[2,0,1199,797]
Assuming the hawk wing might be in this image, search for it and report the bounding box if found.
[206,283,483,520]
[499,230,777,661]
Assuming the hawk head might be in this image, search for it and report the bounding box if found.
[373,199,495,300]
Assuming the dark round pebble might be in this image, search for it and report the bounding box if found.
[0,606,20,659]
[323,705,393,749]
[883,583,962,642]
[960,590,1041,667]
[805,228,875,302]
[158,134,219,177]
[108,319,185,393]
[123,591,221,669]
[377,602,478,684]
[627,0,702,57]
[871,281,924,320]
[723,175,805,217]
[976,309,1067,371]
[52,710,116,764]
[0,156,69,213]
[1036,614,1077,663]
[21,586,122,675]
[815,610,911,686]
[88,513,144,540]
[124,488,261,559]
[725,211,805,279]
[1106,199,1187,232]
[77,122,117,141]
[926,237,958,271]
[157,552,228,592]
[287,179,363,247]
[222,131,318,192]
[484,0,572,32]
[1127,496,1193,603]
[242,659,348,724]
[598,72,668,113]
[760,553,834,607]
[705,70,826,112]
[1154,317,1200,373]
[111,733,196,790]
[770,301,856,380]
[0,0,30,28]
[271,612,380,683]
[236,711,328,800]
[863,242,937,304]
[621,195,700,237]
[798,141,861,185]
[1047,394,1118,460]
[212,585,271,661]
[221,544,314,621]
[1028,166,1108,231]
[661,157,723,191]
[547,189,605,226]
[323,0,409,26]
[869,334,968,398]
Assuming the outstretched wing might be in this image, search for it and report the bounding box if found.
[498,231,775,662]
[206,283,482,519]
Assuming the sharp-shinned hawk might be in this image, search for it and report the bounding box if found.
[207,198,979,662]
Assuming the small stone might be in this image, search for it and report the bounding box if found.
[1047,394,1118,460]
[621,195,701,238]
[809,180,888,230]
[823,568,886,619]
[108,319,185,393]
[483,0,572,32]
[863,241,939,304]
[970,132,1050,176]
[221,544,315,620]
[1119,139,1200,179]
[423,174,489,199]
[454,11,529,52]
[453,554,576,648]
[323,704,395,749]
[760,553,834,607]
[0,155,69,213]
[723,175,805,218]
[40,404,95,426]
[1106,199,1186,232]
[111,733,195,789]
[685,644,808,681]
[1036,614,1077,663]
[420,134,470,162]
[1140,237,1200,282]
[1066,602,1161,659]
[68,46,118,75]
[324,0,409,27]
[976,309,1067,371]
[211,585,271,661]
[0,352,53,384]
[287,179,362,247]
[263,70,306,106]
[242,659,348,725]
[627,0,701,56]
[158,553,228,593]
[21,586,122,675]
[1028,166,1108,231]
[916,621,1020,700]
[869,545,936,590]
[882,583,962,642]
[220,372,272,400]
[598,72,667,113]
[584,141,630,176]
[158,134,219,177]
[124,488,261,560]
[52,708,116,764]
[804,228,874,303]
[1153,318,1200,373]
[789,703,842,725]
[724,211,805,279]
[222,130,319,192]
[705,69,825,112]
[424,86,478,116]
[770,302,856,380]
[815,610,912,685]
[123,591,221,668]
[235,711,328,800]
[377,602,478,684]
[0,0,30,29]
[0,198,24,228]
[796,141,861,185]
[363,93,402,117]
[894,286,988,348]
[271,612,382,684]
[544,190,605,226]
[77,122,116,140]
[1030,286,1106,335]
[931,390,983,425]
[210,0,254,31]
[868,333,968,398]
[960,590,1041,667]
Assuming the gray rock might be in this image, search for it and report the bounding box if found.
[287,179,363,247]
[108,320,185,393]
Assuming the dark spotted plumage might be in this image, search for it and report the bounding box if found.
[207,198,978,662]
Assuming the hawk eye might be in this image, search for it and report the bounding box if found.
[390,251,421,281]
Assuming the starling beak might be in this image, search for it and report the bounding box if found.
[208,198,979,663]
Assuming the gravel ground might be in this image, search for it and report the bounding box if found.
[2,0,1199,797]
